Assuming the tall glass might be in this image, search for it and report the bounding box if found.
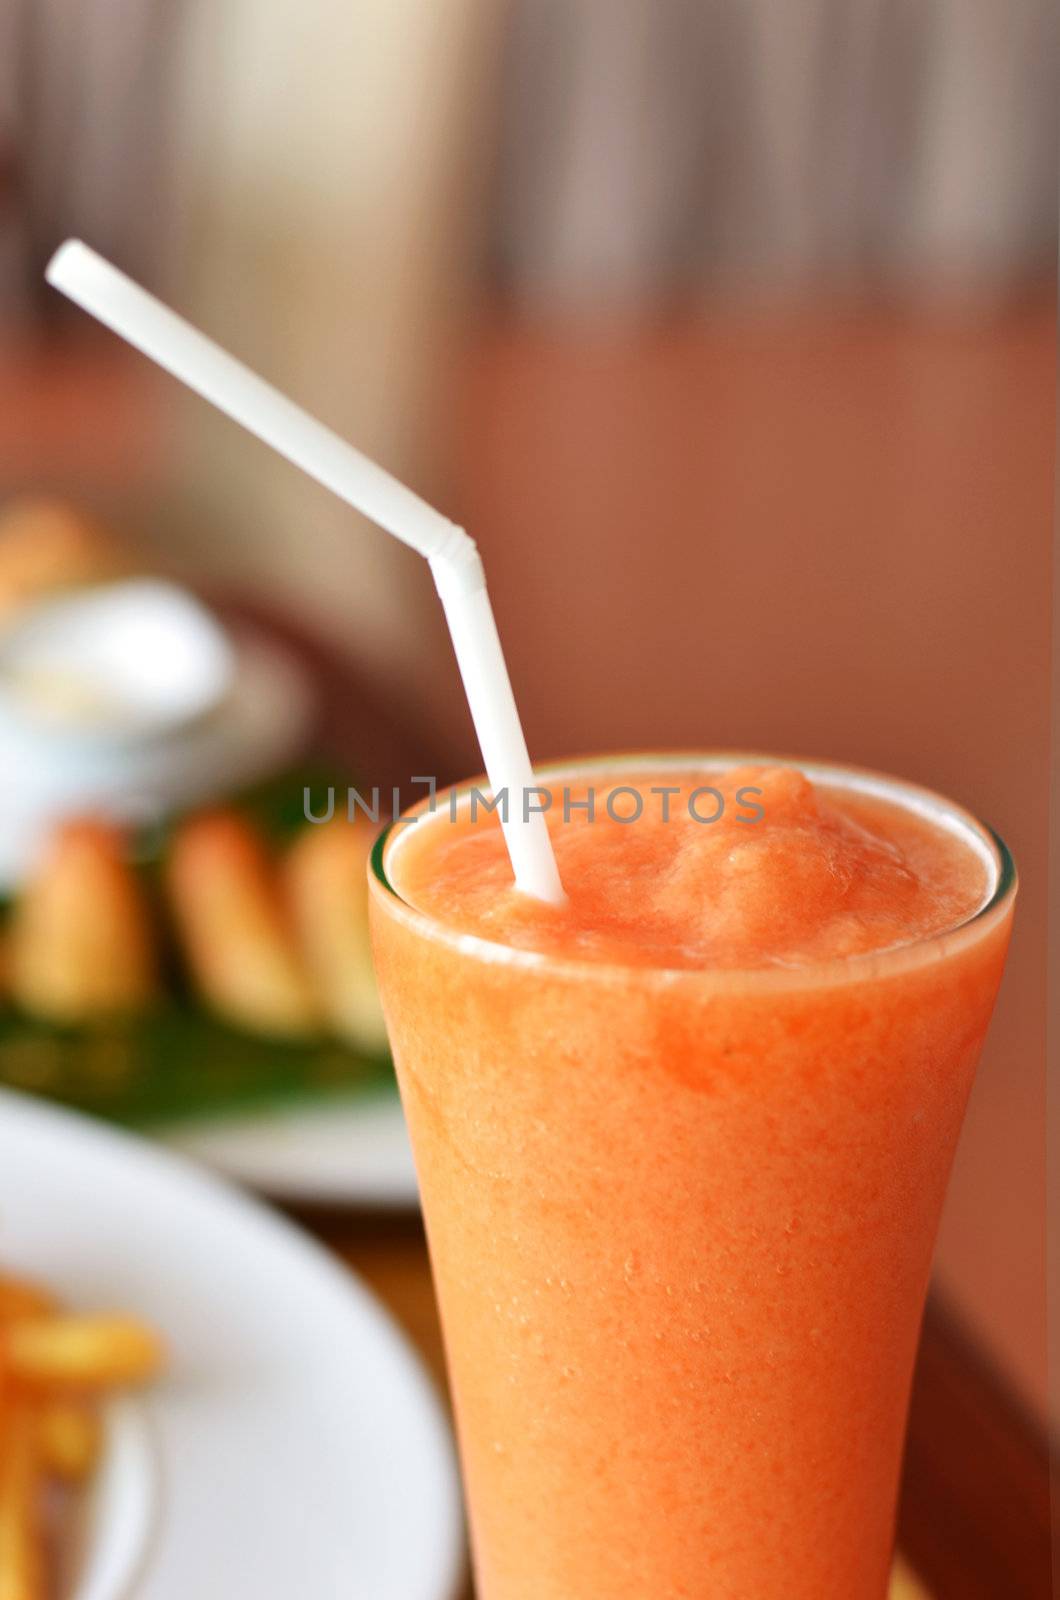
[368,756,1016,1599]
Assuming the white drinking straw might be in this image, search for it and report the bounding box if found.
[45,240,565,904]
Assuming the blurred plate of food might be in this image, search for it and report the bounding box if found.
[0,607,315,897]
[0,1088,463,1600]
[0,496,417,1207]
[0,495,314,892]
[0,772,419,1208]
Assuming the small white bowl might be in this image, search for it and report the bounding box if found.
[0,579,234,745]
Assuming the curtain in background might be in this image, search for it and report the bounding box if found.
[3,0,1055,322]
[0,0,178,314]
[493,0,1058,310]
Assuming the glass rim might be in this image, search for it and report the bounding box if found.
[369,752,1017,992]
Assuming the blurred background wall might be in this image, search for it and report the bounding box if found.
[0,0,1055,1425]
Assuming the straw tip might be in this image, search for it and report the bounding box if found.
[44,239,90,291]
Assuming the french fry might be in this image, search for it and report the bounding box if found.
[166,812,319,1039]
[6,1316,164,1392]
[8,820,156,1024]
[0,1278,58,1325]
[0,1394,45,1600]
[890,1559,931,1599]
[0,1258,165,1599]
[35,1401,102,1484]
[284,817,389,1053]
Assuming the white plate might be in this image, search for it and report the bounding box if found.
[0,1090,463,1600]
[162,1091,421,1209]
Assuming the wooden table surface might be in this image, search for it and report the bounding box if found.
[288,1203,1054,1600]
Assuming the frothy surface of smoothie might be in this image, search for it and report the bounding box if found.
[394,764,989,969]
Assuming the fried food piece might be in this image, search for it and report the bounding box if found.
[35,1401,102,1484]
[0,498,127,622]
[0,1394,45,1600]
[6,1316,164,1391]
[0,1279,58,1325]
[0,1264,165,1598]
[8,821,156,1024]
[890,1560,931,1599]
[284,817,388,1053]
[166,812,318,1039]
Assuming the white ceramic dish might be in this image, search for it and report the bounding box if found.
[0,581,234,744]
[163,1090,420,1208]
[0,1090,462,1600]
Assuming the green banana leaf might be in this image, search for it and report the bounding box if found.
[0,767,396,1129]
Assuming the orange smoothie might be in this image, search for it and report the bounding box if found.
[369,758,1015,1599]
